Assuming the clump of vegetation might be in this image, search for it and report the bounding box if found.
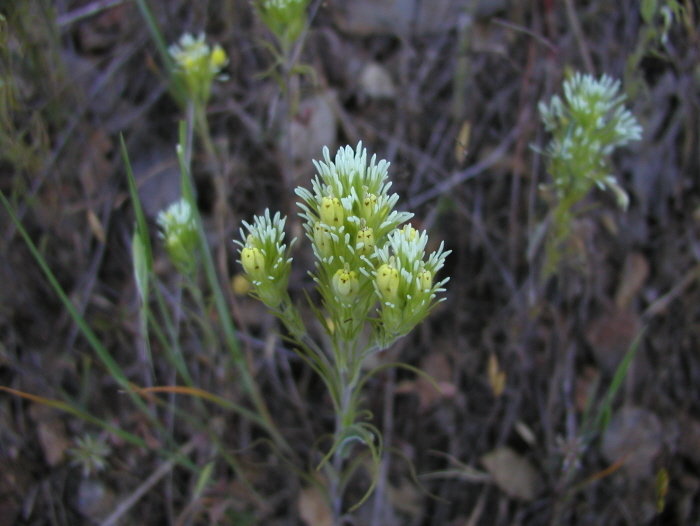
[235,142,450,517]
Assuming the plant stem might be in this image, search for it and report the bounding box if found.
[328,337,363,522]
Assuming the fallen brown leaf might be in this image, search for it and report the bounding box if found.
[481,446,542,501]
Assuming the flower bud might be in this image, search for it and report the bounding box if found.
[400,224,417,241]
[241,246,266,280]
[361,190,378,220]
[169,33,228,106]
[333,264,359,304]
[376,261,400,302]
[416,268,432,292]
[320,196,344,227]
[313,221,333,259]
[210,45,227,70]
[355,226,375,257]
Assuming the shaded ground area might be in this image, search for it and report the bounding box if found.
[1,0,700,524]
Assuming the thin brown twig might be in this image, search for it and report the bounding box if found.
[563,0,595,74]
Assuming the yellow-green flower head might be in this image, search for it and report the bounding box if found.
[157,198,198,271]
[210,45,227,70]
[373,226,450,336]
[241,244,266,280]
[295,142,414,263]
[400,224,417,242]
[332,263,359,305]
[416,265,432,292]
[235,209,295,308]
[360,188,378,220]
[169,32,228,105]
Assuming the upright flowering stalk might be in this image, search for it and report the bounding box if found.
[168,33,229,178]
[237,143,450,516]
[538,72,642,273]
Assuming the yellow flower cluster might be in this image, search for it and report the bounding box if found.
[169,33,228,105]
[295,143,450,342]
[237,143,449,345]
[235,210,294,308]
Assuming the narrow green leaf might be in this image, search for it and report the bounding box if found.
[120,134,153,271]
[132,229,149,305]
[133,0,173,71]
[594,327,647,433]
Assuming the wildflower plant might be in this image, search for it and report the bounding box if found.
[167,32,229,180]
[537,71,642,274]
[252,0,315,178]
[237,210,295,309]
[237,142,450,515]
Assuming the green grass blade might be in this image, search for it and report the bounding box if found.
[593,327,647,433]
[133,0,173,71]
[0,190,157,422]
[121,134,153,269]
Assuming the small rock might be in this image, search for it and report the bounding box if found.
[359,63,396,100]
[601,406,662,481]
[76,479,116,523]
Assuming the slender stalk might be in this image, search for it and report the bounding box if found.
[330,368,351,520]
[329,337,363,522]
[179,113,291,454]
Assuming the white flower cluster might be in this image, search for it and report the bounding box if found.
[157,198,198,271]
[538,72,642,208]
[157,199,194,234]
[253,0,308,46]
[373,226,449,336]
[234,209,294,308]
[540,73,642,150]
[168,33,227,105]
[169,33,227,74]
